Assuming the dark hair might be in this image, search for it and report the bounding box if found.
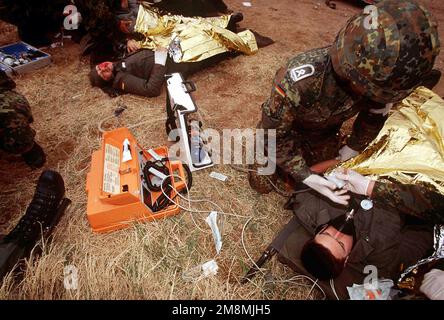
[89,66,112,88]
[300,239,345,280]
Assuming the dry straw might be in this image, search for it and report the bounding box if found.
[0,21,325,300]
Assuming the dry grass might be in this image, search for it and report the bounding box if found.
[0,29,315,300]
[1,0,444,300]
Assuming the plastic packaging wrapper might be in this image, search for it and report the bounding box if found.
[134,5,258,62]
[182,259,219,282]
[336,87,444,196]
[206,211,222,254]
[202,259,219,277]
[347,279,394,300]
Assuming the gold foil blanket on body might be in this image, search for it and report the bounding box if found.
[337,86,444,196]
[397,225,444,292]
[134,5,258,63]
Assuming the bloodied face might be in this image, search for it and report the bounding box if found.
[96,62,114,81]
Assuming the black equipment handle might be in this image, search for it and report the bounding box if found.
[241,245,277,284]
[183,80,196,93]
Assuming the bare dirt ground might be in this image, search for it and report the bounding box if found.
[1,0,444,299]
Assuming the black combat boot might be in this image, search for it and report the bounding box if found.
[21,142,46,169]
[0,170,68,280]
[227,12,243,32]
[2,170,65,248]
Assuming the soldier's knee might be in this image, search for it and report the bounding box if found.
[0,120,36,155]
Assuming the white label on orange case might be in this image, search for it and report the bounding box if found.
[103,144,120,194]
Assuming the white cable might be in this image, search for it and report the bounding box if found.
[305,279,318,300]
[330,278,340,300]
[240,211,326,300]
[241,217,260,271]
[229,164,310,197]
[158,172,325,298]
[98,114,166,133]
[127,117,166,129]
[159,173,244,282]
[272,275,326,300]
[160,173,250,219]
[98,115,115,133]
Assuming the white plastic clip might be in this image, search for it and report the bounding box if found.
[122,138,132,162]
[147,149,163,161]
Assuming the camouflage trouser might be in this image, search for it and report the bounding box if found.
[249,125,341,194]
[0,90,35,155]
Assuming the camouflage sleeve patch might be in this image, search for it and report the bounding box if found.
[288,64,315,83]
[260,72,312,182]
[372,180,444,225]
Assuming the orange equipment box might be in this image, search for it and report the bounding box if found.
[86,127,187,233]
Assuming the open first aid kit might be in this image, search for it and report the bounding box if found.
[0,41,51,76]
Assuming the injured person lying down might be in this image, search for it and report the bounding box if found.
[247,87,444,300]
[89,4,272,97]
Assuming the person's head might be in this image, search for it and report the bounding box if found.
[301,223,354,280]
[330,0,440,104]
[89,61,114,88]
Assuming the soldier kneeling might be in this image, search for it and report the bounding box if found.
[0,71,45,169]
[249,0,441,199]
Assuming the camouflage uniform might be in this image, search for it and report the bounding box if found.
[250,0,440,192]
[0,72,35,155]
[257,46,388,182]
[74,0,119,38]
[372,180,444,226]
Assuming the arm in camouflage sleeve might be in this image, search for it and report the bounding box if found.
[372,180,444,225]
[260,90,312,182]
[347,100,389,152]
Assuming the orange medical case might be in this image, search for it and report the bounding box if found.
[86,127,186,233]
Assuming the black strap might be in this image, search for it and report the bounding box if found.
[143,157,193,212]
[165,94,178,135]
[143,158,169,192]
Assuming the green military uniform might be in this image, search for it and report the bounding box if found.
[0,71,35,155]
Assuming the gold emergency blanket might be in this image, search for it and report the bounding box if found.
[339,86,444,195]
[134,5,258,63]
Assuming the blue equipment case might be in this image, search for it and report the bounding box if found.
[0,41,52,76]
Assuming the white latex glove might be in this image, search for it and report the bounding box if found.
[331,169,371,196]
[154,48,168,66]
[420,269,444,300]
[303,174,350,205]
[336,145,359,162]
